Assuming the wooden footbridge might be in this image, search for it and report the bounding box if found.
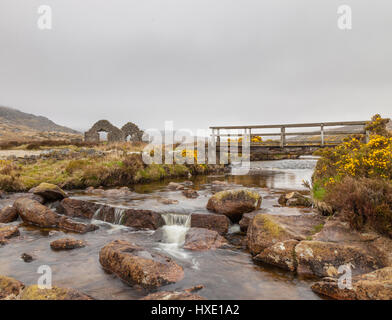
[210,120,369,160]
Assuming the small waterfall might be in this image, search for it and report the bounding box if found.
[160,213,191,246]
[92,206,103,220]
[113,208,126,225]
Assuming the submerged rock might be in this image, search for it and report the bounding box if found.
[311,267,392,300]
[0,206,18,223]
[30,182,68,202]
[20,285,92,300]
[57,216,98,234]
[21,253,35,263]
[0,276,25,300]
[158,198,179,205]
[141,286,206,300]
[190,213,230,235]
[253,240,299,272]
[182,189,199,199]
[0,225,19,240]
[183,228,228,251]
[50,238,86,250]
[99,240,184,289]
[206,189,261,223]
[167,182,185,190]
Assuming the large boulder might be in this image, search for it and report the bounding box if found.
[50,238,86,250]
[20,285,92,300]
[253,240,299,272]
[0,276,25,300]
[14,198,60,228]
[99,240,184,289]
[247,213,324,255]
[14,198,98,233]
[184,228,228,251]
[0,206,18,223]
[311,267,392,300]
[295,240,385,278]
[206,189,261,222]
[190,213,230,235]
[30,183,68,202]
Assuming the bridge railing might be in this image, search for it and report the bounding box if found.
[210,121,370,148]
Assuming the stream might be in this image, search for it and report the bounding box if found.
[0,157,322,300]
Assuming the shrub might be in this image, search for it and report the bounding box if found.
[325,176,392,237]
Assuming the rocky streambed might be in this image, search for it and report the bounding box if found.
[0,158,391,300]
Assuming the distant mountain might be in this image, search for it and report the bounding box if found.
[0,106,82,141]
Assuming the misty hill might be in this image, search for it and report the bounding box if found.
[0,106,82,141]
[0,106,79,134]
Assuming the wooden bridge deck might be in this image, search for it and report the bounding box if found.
[210,120,369,160]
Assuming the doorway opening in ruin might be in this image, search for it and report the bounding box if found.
[98,131,108,141]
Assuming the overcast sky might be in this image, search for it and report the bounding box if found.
[0,0,391,133]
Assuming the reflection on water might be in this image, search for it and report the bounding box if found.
[0,158,320,300]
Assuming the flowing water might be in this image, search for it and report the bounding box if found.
[0,157,322,300]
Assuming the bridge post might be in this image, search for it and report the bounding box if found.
[321,124,325,146]
[280,127,286,148]
[366,130,370,143]
[217,129,220,145]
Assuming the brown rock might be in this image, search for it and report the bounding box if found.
[21,253,34,263]
[239,212,258,232]
[0,225,19,240]
[14,198,98,233]
[99,240,184,289]
[158,198,179,205]
[182,189,199,199]
[183,228,228,251]
[21,285,92,300]
[14,198,60,228]
[0,276,25,300]
[190,213,230,235]
[253,240,299,272]
[247,213,324,255]
[121,209,165,230]
[311,267,392,300]
[59,198,100,219]
[206,189,261,223]
[30,182,68,201]
[58,216,98,234]
[295,240,385,278]
[0,206,18,223]
[167,182,185,190]
[50,238,86,250]
[278,191,312,207]
[141,288,206,300]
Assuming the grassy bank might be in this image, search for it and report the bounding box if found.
[0,153,224,192]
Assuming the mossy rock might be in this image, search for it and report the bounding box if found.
[206,189,262,223]
[20,285,92,300]
[31,182,68,201]
[0,276,25,300]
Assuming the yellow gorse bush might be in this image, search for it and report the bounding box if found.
[314,135,392,185]
[229,136,263,143]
